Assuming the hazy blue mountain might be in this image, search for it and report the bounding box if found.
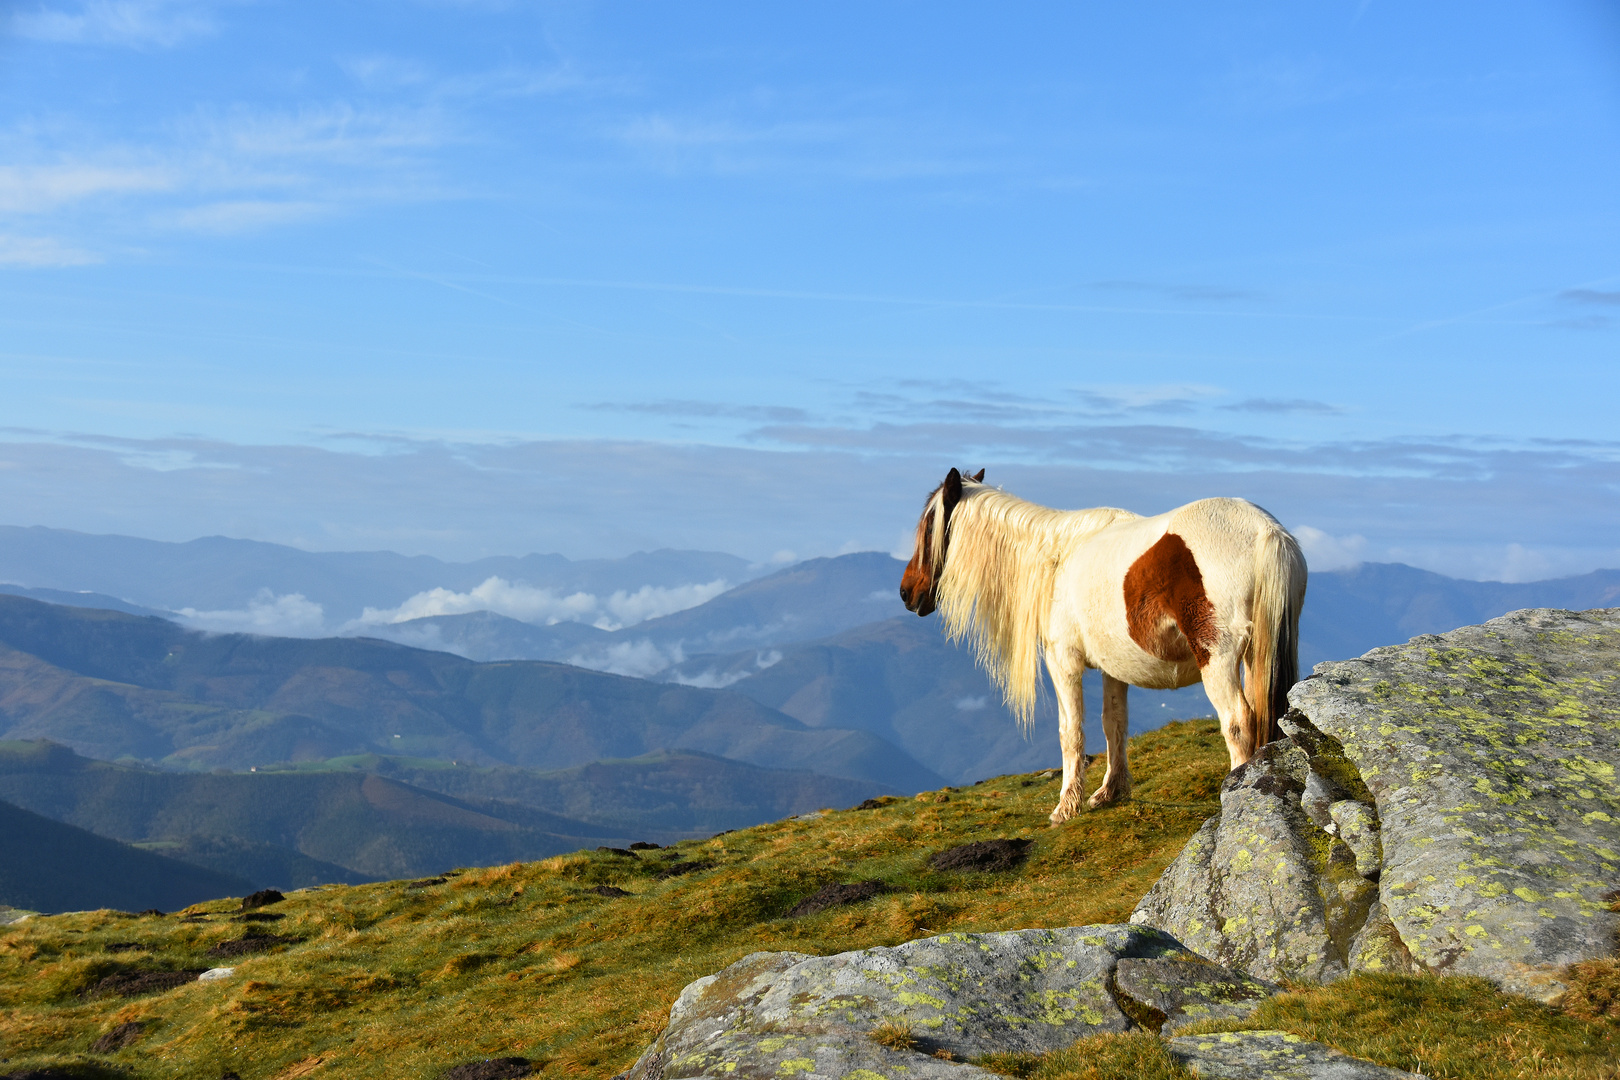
[0,797,255,914]
[0,740,631,884]
[0,740,897,885]
[0,584,171,620]
[0,594,944,792]
[1297,563,1620,671]
[264,748,891,837]
[345,555,1620,681]
[644,561,1620,784]
[364,552,911,675]
[0,525,759,626]
[659,617,1214,784]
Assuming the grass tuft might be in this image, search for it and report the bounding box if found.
[1180,971,1619,1079]
[977,1031,1194,1079]
[1563,958,1620,1024]
[869,1019,919,1051]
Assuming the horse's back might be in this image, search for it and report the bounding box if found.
[1053,497,1293,685]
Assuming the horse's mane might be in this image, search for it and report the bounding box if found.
[933,483,1139,728]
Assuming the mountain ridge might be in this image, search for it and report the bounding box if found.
[0,593,944,791]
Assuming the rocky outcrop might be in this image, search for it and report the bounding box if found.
[620,609,1617,1077]
[620,925,1278,1079]
[1134,608,1620,1001]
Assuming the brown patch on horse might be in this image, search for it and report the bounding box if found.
[1123,532,1218,666]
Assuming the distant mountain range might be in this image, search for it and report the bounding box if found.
[2,525,1617,913]
[0,594,941,791]
[0,525,762,629]
[1298,562,1620,670]
[368,552,910,676]
[0,740,883,887]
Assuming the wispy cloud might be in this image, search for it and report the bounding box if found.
[0,234,100,266]
[9,0,217,48]
[585,399,812,424]
[158,199,329,234]
[1560,288,1620,306]
[1090,280,1262,303]
[0,102,454,256]
[1222,398,1343,416]
[0,164,175,213]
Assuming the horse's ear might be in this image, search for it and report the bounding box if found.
[971,468,985,482]
[942,467,963,512]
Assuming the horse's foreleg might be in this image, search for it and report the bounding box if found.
[1048,657,1086,826]
[1202,647,1257,770]
[1087,673,1132,807]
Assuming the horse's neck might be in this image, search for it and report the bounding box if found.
[940,488,1130,724]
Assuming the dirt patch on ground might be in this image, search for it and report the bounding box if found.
[85,969,207,998]
[442,1056,532,1079]
[655,861,715,879]
[206,934,301,959]
[785,881,888,918]
[91,1020,144,1052]
[927,838,1033,873]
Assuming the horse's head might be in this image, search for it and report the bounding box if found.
[899,466,984,617]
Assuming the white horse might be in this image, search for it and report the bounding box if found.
[899,468,1307,825]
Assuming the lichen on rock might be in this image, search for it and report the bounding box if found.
[1135,607,1620,1002]
[1292,608,1620,1001]
[619,926,1276,1079]
[1129,737,1379,984]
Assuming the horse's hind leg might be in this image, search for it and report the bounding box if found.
[1047,652,1086,826]
[1088,673,1132,807]
[1202,645,1258,770]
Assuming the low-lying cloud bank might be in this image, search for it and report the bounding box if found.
[0,423,1616,584]
[170,577,732,638]
[348,575,730,632]
[175,590,327,636]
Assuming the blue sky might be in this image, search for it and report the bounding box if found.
[1,0,1617,579]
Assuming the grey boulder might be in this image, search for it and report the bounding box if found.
[620,925,1273,1079]
[1130,736,1381,985]
[1134,607,1620,1002]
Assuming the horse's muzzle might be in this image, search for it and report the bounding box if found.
[901,586,936,617]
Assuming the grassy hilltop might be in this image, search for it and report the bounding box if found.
[1,719,1615,1080]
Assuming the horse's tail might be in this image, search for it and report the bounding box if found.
[1247,524,1307,748]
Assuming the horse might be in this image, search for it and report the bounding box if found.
[899,467,1307,825]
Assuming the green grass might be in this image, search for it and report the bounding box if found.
[1180,971,1620,1079]
[1,718,1614,1080]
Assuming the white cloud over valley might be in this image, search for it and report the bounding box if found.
[175,589,326,636]
[348,575,730,632]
